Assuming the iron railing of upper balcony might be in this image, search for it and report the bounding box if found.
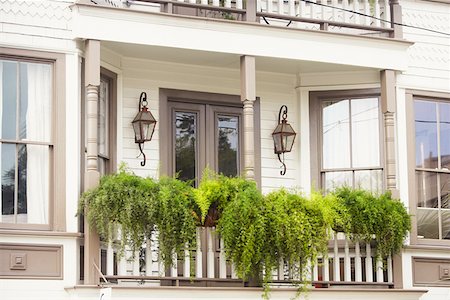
[94,0,401,38]
[98,228,394,289]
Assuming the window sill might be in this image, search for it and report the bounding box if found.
[0,228,82,238]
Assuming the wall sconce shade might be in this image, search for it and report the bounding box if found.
[132,92,157,166]
[272,105,296,175]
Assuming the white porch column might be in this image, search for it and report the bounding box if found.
[240,56,256,180]
[381,69,402,288]
[84,39,101,285]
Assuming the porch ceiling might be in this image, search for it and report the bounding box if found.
[103,41,371,74]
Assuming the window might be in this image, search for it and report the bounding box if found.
[160,89,261,186]
[414,98,450,240]
[0,49,65,230]
[310,90,383,192]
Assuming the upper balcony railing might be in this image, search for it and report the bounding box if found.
[99,227,393,289]
[97,0,401,38]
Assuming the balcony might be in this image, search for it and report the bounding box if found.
[92,0,399,38]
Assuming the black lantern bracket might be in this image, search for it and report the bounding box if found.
[132,91,157,167]
[272,105,297,176]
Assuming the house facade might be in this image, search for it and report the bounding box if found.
[0,0,449,299]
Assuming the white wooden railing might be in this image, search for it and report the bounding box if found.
[99,0,394,36]
[100,228,393,287]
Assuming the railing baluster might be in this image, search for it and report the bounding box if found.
[201,0,208,5]
[196,227,203,278]
[353,0,360,24]
[383,0,390,28]
[213,0,220,7]
[268,0,273,15]
[365,243,373,282]
[387,255,393,282]
[342,0,349,22]
[171,252,178,277]
[118,253,127,276]
[323,256,330,281]
[224,0,231,8]
[219,238,227,279]
[333,232,340,281]
[355,241,362,282]
[344,236,351,281]
[309,0,316,19]
[236,0,243,9]
[299,0,305,18]
[363,0,371,26]
[133,249,140,276]
[184,247,191,277]
[278,258,284,280]
[278,0,284,14]
[289,0,295,16]
[231,263,238,279]
[207,227,215,278]
[332,0,338,21]
[376,257,384,282]
[319,0,325,21]
[145,238,152,276]
[107,242,114,276]
[313,258,319,281]
[374,0,381,26]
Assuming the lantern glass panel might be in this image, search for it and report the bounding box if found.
[273,133,283,154]
[133,121,142,142]
[284,134,295,152]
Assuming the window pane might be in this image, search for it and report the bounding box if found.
[322,100,350,169]
[218,115,239,177]
[416,171,438,208]
[98,78,109,156]
[354,170,382,192]
[415,100,438,169]
[1,61,18,140]
[417,209,439,239]
[439,103,450,170]
[175,112,197,183]
[1,143,15,223]
[442,210,450,240]
[351,98,380,168]
[21,144,49,224]
[19,62,52,143]
[440,173,450,209]
[17,144,27,219]
[323,171,352,191]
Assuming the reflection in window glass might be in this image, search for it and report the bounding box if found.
[98,78,109,157]
[218,115,239,177]
[354,170,382,192]
[416,171,438,208]
[324,171,352,191]
[415,101,438,169]
[175,112,197,183]
[1,143,15,223]
[417,209,439,239]
[351,98,380,168]
[440,103,450,169]
[1,61,17,140]
[322,100,350,169]
[442,210,450,240]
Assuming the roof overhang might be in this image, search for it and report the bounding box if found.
[72,3,413,71]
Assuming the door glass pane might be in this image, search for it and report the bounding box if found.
[323,171,352,191]
[442,210,450,240]
[351,98,380,168]
[218,115,239,177]
[354,170,382,192]
[1,61,18,140]
[439,103,450,169]
[1,143,16,223]
[417,208,439,239]
[415,100,438,169]
[175,111,197,183]
[416,171,438,208]
[322,100,350,169]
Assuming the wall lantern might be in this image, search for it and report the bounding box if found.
[272,105,296,175]
[132,92,157,166]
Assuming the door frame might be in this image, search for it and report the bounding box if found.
[159,88,261,187]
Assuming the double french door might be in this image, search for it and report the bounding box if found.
[168,101,242,186]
